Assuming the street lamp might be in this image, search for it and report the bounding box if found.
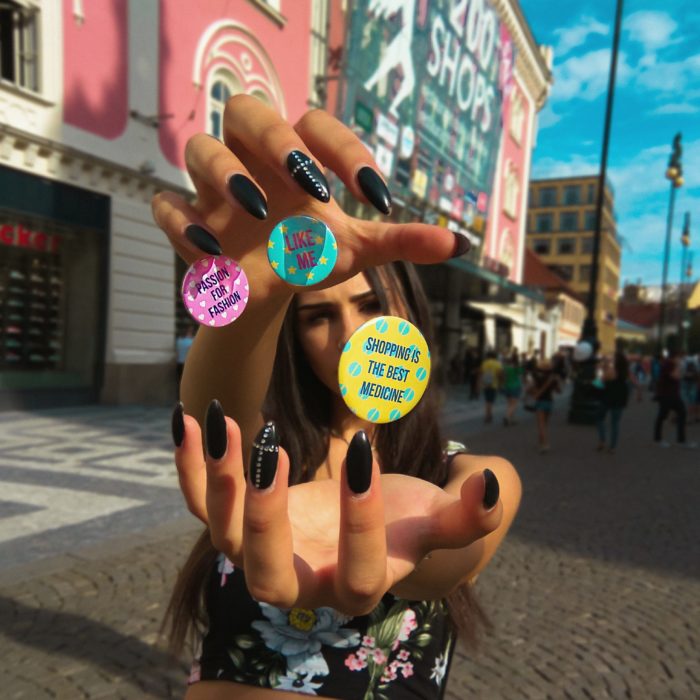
[678,212,690,352]
[568,0,624,424]
[657,133,684,353]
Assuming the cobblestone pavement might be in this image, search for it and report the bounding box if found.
[1,394,699,698]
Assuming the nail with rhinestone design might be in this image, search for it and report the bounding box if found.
[286,150,330,203]
[249,422,279,490]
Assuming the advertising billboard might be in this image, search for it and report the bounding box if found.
[341,0,512,240]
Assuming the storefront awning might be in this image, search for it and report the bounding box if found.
[446,257,545,302]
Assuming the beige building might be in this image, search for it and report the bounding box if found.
[526,175,621,353]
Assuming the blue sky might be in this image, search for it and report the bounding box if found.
[521,0,700,286]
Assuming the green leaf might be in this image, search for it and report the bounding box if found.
[234,634,256,649]
[227,648,244,668]
[415,633,432,647]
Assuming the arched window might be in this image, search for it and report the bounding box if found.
[208,71,240,139]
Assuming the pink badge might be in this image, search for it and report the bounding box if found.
[181,256,249,328]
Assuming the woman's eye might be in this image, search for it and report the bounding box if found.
[305,311,332,325]
[359,300,382,315]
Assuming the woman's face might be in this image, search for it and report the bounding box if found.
[294,273,383,395]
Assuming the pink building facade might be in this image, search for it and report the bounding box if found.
[0,0,326,409]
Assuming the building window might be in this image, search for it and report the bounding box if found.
[560,211,578,231]
[549,264,573,281]
[584,210,597,230]
[563,185,580,205]
[0,2,40,92]
[581,236,594,253]
[587,183,595,203]
[539,187,557,207]
[533,239,550,255]
[503,159,519,220]
[536,213,553,232]
[208,70,240,139]
[579,264,591,282]
[557,238,576,255]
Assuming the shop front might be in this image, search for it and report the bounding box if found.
[0,165,109,410]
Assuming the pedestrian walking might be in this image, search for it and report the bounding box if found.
[653,351,697,448]
[680,354,699,422]
[478,350,503,424]
[595,351,631,455]
[502,349,523,426]
[154,99,521,699]
[527,357,561,453]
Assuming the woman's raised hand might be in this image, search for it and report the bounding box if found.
[152,95,468,303]
[174,402,502,616]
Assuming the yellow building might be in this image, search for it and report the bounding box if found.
[526,175,621,353]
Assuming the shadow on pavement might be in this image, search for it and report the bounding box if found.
[0,595,184,697]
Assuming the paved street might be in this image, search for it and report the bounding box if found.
[1,392,699,699]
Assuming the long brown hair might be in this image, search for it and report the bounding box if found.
[162,262,488,657]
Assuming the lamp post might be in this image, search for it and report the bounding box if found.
[657,133,684,353]
[678,212,690,353]
[568,0,624,424]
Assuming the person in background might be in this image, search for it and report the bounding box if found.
[631,357,646,402]
[680,354,699,422]
[176,326,196,395]
[463,348,479,401]
[502,349,523,427]
[527,357,561,453]
[596,351,631,455]
[478,350,503,424]
[654,351,697,448]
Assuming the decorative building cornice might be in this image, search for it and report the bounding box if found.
[492,0,553,109]
[0,123,192,205]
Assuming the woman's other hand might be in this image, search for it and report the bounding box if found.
[152,96,468,305]
[173,402,503,617]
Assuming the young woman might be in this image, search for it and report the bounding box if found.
[595,351,631,454]
[527,357,561,453]
[502,349,523,426]
[153,97,521,699]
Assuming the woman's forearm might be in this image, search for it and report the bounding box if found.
[180,290,293,457]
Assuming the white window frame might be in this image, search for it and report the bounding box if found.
[0,0,41,93]
[206,69,240,139]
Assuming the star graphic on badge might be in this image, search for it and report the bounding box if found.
[271,261,279,270]
[284,246,291,254]
[332,241,337,250]
[287,266,297,275]
[306,271,315,281]
[315,236,323,245]
[268,240,275,249]
[319,256,328,265]
[280,225,288,233]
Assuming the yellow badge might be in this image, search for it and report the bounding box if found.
[337,316,431,423]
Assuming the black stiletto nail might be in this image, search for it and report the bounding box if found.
[171,401,185,447]
[286,150,330,202]
[250,422,279,489]
[185,224,222,256]
[483,469,500,510]
[346,431,372,495]
[451,232,471,258]
[357,167,392,215]
[205,399,227,460]
[227,174,268,220]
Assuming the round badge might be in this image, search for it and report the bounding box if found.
[338,316,431,424]
[267,215,337,286]
[181,255,249,328]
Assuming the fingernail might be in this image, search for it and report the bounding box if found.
[346,431,372,495]
[250,422,279,489]
[171,401,185,448]
[205,399,227,460]
[286,150,330,203]
[185,224,222,256]
[483,469,500,510]
[451,231,471,258]
[357,166,392,215]
[227,174,268,220]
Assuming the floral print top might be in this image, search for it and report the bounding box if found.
[190,555,455,699]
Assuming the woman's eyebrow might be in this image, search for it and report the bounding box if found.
[297,290,375,312]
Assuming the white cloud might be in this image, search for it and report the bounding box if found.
[531,153,599,180]
[624,11,678,53]
[652,103,700,115]
[537,102,562,130]
[552,49,632,102]
[553,16,609,58]
[635,53,700,95]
